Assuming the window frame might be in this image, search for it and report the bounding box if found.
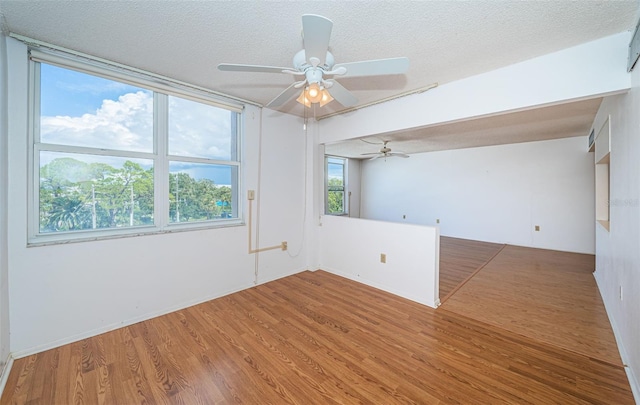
[325,155,348,216]
[27,49,244,245]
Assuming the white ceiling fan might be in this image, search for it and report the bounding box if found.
[218,14,409,109]
[361,141,410,160]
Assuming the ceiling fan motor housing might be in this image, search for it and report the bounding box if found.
[293,50,335,73]
[305,68,324,86]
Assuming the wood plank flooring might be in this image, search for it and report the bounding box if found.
[438,236,505,302]
[441,244,622,366]
[1,265,634,404]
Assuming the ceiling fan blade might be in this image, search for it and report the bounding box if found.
[360,152,380,156]
[326,80,358,107]
[218,63,293,74]
[388,152,410,158]
[368,155,382,161]
[334,57,409,78]
[302,14,332,66]
[266,83,300,108]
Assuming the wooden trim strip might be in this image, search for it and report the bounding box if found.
[439,243,506,305]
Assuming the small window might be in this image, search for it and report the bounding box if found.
[37,65,155,235]
[167,95,239,223]
[325,156,347,215]
[30,53,242,244]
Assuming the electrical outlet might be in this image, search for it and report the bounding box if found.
[535,225,540,231]
[248,190,255,200]
[281,241,288,251]
[380,253,386,263]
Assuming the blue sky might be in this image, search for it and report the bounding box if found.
[40,63,233,185]
[327,157,345,180]
[41,63,143,117]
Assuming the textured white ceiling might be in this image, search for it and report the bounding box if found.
[1,0,637,118]
[324,98,603,158]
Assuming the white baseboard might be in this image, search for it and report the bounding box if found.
[593,272,640,403]
[0,354,13,400]
[609,313,640,403]
[320,266,437,309]
[256,266,309,285]
[625,365,640,405]
[12,267,309,359]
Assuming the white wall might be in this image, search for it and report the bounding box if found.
[347,158,361,218]
[592,67,640,401]
[0,34,11,376]
[252,109,308,280]
[319,32,631,145]
[360,137,595,254]
[319,215,439,308]
[6,38,308,356]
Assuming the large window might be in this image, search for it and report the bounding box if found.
[325,156,347,215]
[30,51,242,243]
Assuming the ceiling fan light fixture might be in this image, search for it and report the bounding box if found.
[306,83,323,103]
[319,89,333,107]
[296,90,312,107]
[296,83,333,108]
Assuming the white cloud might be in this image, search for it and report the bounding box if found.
[168,96,233,160]
[40,91,234,161]
[41,91,153,152]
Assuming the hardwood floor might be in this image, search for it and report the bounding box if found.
[439,236,504,302]
[1,264,634,403]
[441,244,622,366]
